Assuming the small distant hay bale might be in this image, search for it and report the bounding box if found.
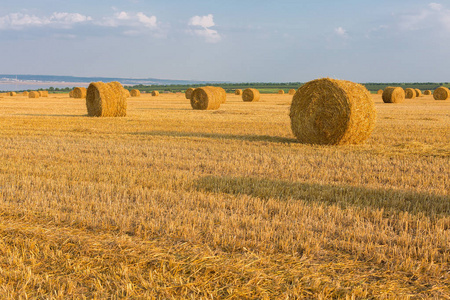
[9,92,16,96]
[152,91,160,96]
[405,88,416,99]
[414,89,422,97]
[190,86,224,110]
[123,89,131,98]
[289,89,296,95]
[235,89,242,95]
[86,81,127,117]
[130,89,141,97]
[23,91,29,96]
[377,89,383,94]
[290,78,376,145]
[29,91,40,98]
[278,90,285,94]
[185,88,195,99]
[424,90,432,95]
[242,88,260,102]
[433,87,450,100]
[40,91,49,97]
[382,87,405,103]
[73,87,87,98]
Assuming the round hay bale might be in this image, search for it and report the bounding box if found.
[242,88,260,102]
[130,89,140,97]
[289,89,296,95]
[278,90,285,94]
[69,90,74,98]
[235,89,242,95]
[405,88,416,99]
[377,89,383,95]
[152,90,160,96]
[123,89,131,98]
[73,87,87,99]
[86,81,127,117]
[23,91,29,96]
[190,86,223,110]
[40,91,48,97]
[9,92,16,96]
[185,88,195,99]
[216,87,227,103]
[414,89,422,97]
[424,90,432,95]
[433,87,450,100]
[290,78,376,145]
[382,87,405,103]
[29,91,40,98]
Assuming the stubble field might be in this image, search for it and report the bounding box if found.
[0,91,449,299]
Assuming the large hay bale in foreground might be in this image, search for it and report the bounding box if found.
[152,91,159,96]
[278,90,285,94]
[86,81,127,117]
[130,89,140,97]
[414,89,422,97]
[235,89,242,95]
[185,88,195,99]
[289,89,296,95]
[242,88,260,102]
[23,91,29,96]
[190,86,223,110]
[382,87,405,103]
[433,87,450,100]
[424,90,432,95]
[405,88,416,99]
[29,91,40,98]
[290,78,376,145]
[377,89,383,95]
[73,87,87,98]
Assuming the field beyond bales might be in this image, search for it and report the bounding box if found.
[0,92,449,299]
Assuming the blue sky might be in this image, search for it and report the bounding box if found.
[1,0,449,82]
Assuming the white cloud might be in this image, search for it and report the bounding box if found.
[136,12,157,28]
[334,26,348,38]
[429,3,443,11]
[399,2,450,32]
[0,12,91,30]
[96,11,158,30]
[188,14,221,43]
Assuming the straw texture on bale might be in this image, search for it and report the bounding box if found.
[405,88,416,99]
[86,81,127,117]
[235,89,242,95]
[9,92,16,96]
[289,89,296,95]
[123,89,131,98]
[424,90,432,95]
[190,86,224,110]
[69,90,74,98]
[377,89,383,95]
[290,78,376,145]
[29,91,40,98]
[130,89,140,97]
[414,89,422,97]
[185,88,195,99]
[73,87,87,99]
[433,87,450,100]
[216,87,227,103]
[152,91,160,96]
[382,87,405,103]
[242,88,260,102]
[278,90,285,94]
[39,91,48,97]
[23,91,29,96]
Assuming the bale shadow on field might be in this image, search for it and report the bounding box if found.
[132,130,297,144]
[194,176,450,218]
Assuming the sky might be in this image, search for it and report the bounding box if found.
[0,0,450,83]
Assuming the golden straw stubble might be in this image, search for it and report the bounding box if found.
[242,88,260,102]
[290,78,376,145]
[86,81,127,117]
[190,86,223,110]
[433,87,450,100]
[405,88,416,99]
[382,87,405,103]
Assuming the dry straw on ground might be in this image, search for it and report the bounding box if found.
[190,86,223,110]
[152,91,160,96]
[405,88,416,99]
[73,87,87,99]
[415,89,422,97]
[235,89,242,95]
[433,87,450,100]
[86,81,127,117]
[242,88,260,102]
[290,78,376,145]
[377,89,383,94]
[278,90,285,94]
[424,90,432,95]
[22,91,29,96]
[130,89,141,97]
[185,88,195,99]
[382,87,405,103]
[289,89,296,95]
[28,91,40,98]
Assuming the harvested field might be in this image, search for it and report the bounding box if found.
[0,92,449,298]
